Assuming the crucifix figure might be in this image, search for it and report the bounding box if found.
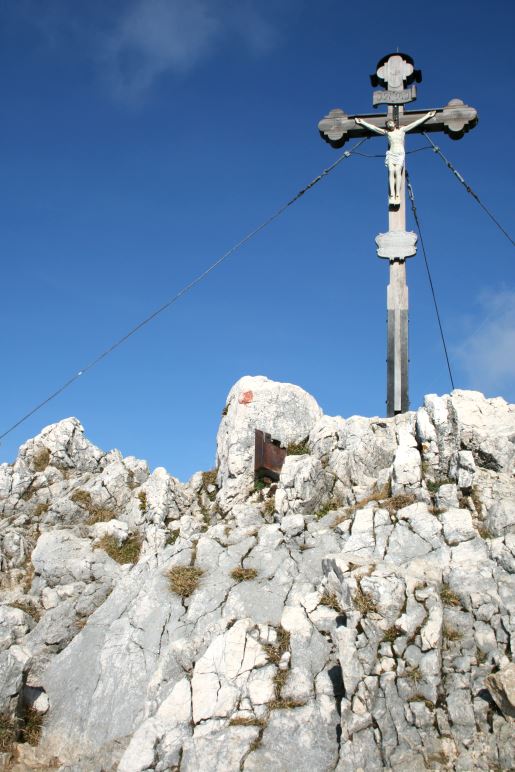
[355,112,436,204]
[318,53,477,416]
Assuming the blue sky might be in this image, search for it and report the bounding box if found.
[1,0,514,481]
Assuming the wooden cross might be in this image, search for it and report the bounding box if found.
[318,53,478,416]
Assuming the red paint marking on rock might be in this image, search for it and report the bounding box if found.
[239,390,254,405]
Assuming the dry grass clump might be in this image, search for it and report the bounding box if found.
[268,697,306,710]
[319,592,342,613]
[168,565,203,597]
[440,584,461,607]
[229,716,266,727]
[166,530,179,546]
[406,666,423,685]
[71,489,114,525]
[443,626,462,643]
[314,499,342,520]
[32,447,50,472]
[263,626,290,665]
[202,469,218,487]
[0,707,44,754]
[10,600,41,622]
[20,483,37,502]
[286,440,309,456]
[231,567,258,583]
[476,524,492,540]
[19,707,43,746]
[347,482,392,515]
[71,489,93,508]
[33,502,49,517]
[381,493,416,515]
[97,534,142,564]
[0,712,18,753]
[137,491,148,513]
[353,586,378,615]
[471,487,483,516]
[382,626,399,643]
[263,497,275,516]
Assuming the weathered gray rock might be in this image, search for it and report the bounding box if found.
[486,663,515,718]
[0,381,514,770]
[216,376,323,509]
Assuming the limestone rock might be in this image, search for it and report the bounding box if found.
[216,376,323,509]
[486,663,515,718]
[0,379,513,771]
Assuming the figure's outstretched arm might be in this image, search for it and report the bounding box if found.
[403,110,437,133]
[354,117,386,135]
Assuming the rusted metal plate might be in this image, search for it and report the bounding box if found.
[254,430,286,481]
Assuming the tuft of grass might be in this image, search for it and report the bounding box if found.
[0,712,18,753]
[86,507,114,525]
[231,567,258,582]
[127,469,138,490]
[353,586,377,615]
[286,439,309,456]
[19,706,43,746]
[137,491,148,513]
[406,666,423,685]
[314,499,341,519]
[319,591,342,613]
[382,626,398,643]
[229,716,265,727]
[443,626,462,643]
[263,497,275,516]
[263,626,290,666]
[10,600,41,622]
[71,489,114,524]
[471,487,483,516]
[33,502,49,517]
[411,695,435,710]
[347,482,392,516]
[168,565,203,597]
[97,534,142,564]
[71,489,93,508]
[20,483,37,502]
[166,530,179,546]
[381,493,416,516]
[477,524,492,540]
[202,469,218,488]
[272,668,288,698]
[254,479,266,492]
[268,698,306,710]
[440,584,461,607]
[32,447,50,472]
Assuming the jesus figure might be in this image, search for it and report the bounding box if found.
[355,111,436,205]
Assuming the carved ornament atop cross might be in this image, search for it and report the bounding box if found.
[318,52,477,148]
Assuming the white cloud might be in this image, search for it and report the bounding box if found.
[454,289,515,396]
[10,0,280,103]
[102,0,278,103]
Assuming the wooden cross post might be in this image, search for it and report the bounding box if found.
[318,53,477,416]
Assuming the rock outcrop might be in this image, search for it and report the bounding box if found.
[0,377,514,770]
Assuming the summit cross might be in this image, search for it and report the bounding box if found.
[318,53,477,416]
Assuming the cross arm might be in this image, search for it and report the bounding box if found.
[318,98,478,148]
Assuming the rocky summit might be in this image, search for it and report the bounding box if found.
[1,375,514,771]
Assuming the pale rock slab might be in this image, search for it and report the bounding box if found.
[486,663,515,718]
[191,618,267,723]
[216,376,323,509]
[275,455,332,517]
